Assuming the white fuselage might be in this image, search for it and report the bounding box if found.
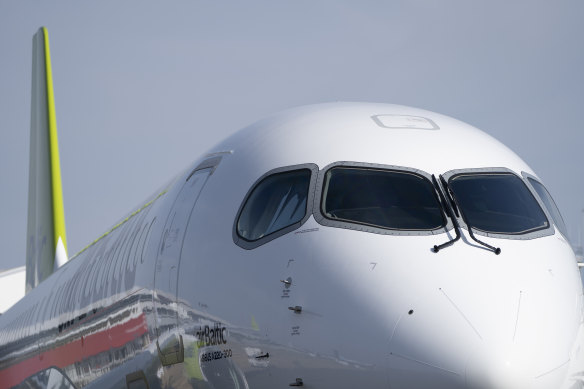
[0,103,582,389]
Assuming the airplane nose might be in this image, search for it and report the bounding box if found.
[467,362,527,389]
[465,346,562,389]
[387,284,577,389]
[467,362,526,389]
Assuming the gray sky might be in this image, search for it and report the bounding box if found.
[1,1,583,270]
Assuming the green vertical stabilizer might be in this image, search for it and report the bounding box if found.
[26,27,68,293]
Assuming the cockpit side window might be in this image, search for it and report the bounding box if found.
[448,173,549,235]
[234,164,317,249]
[526,177,568,238]
[238,170,310,240]
[320,167,446,231]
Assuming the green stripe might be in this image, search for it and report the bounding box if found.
[42,27,68,255]
[73,190,167,258]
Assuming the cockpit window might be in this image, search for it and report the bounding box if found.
[527,178,568,238]
[448,173,549,235]
[321,167,446,231]
[237,169,311,242]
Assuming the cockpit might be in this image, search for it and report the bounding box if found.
[233,163,566,251]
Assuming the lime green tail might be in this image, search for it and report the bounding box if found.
[26,27,68,293]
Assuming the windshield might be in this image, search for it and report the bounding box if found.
[527,177,568,237]
[448,173,548,234]
[321,167,446,231]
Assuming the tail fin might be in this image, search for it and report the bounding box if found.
[26,27,68,293]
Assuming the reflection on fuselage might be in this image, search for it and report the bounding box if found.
[0,292,152,388]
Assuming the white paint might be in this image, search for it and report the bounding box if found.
[53,236,68,271]
[0,266,25,314]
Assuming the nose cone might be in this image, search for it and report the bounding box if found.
[387,280,579,389]
[467,356,529,389]
[465,344,567,389]
[384,236,584,389]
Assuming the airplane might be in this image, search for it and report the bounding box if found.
[0,26,583,389]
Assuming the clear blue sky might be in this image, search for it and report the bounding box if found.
[1,1,583,270]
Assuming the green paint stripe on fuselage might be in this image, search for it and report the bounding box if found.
[72,190,167,258]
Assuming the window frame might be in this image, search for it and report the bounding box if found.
[233,164,319,250]
[442,167,554,240]
[522,172,568,239]
[313,161,452,236]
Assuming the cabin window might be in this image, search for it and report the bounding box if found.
[527,178,568,238]
[321,167,446,231]
[237,169,311,242]
[448,173,549,235]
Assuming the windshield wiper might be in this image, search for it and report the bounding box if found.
[432,175,461,252]
[439,175,501,255]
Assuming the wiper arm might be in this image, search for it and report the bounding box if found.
[439,175,501,255]
[432,175,461,253]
